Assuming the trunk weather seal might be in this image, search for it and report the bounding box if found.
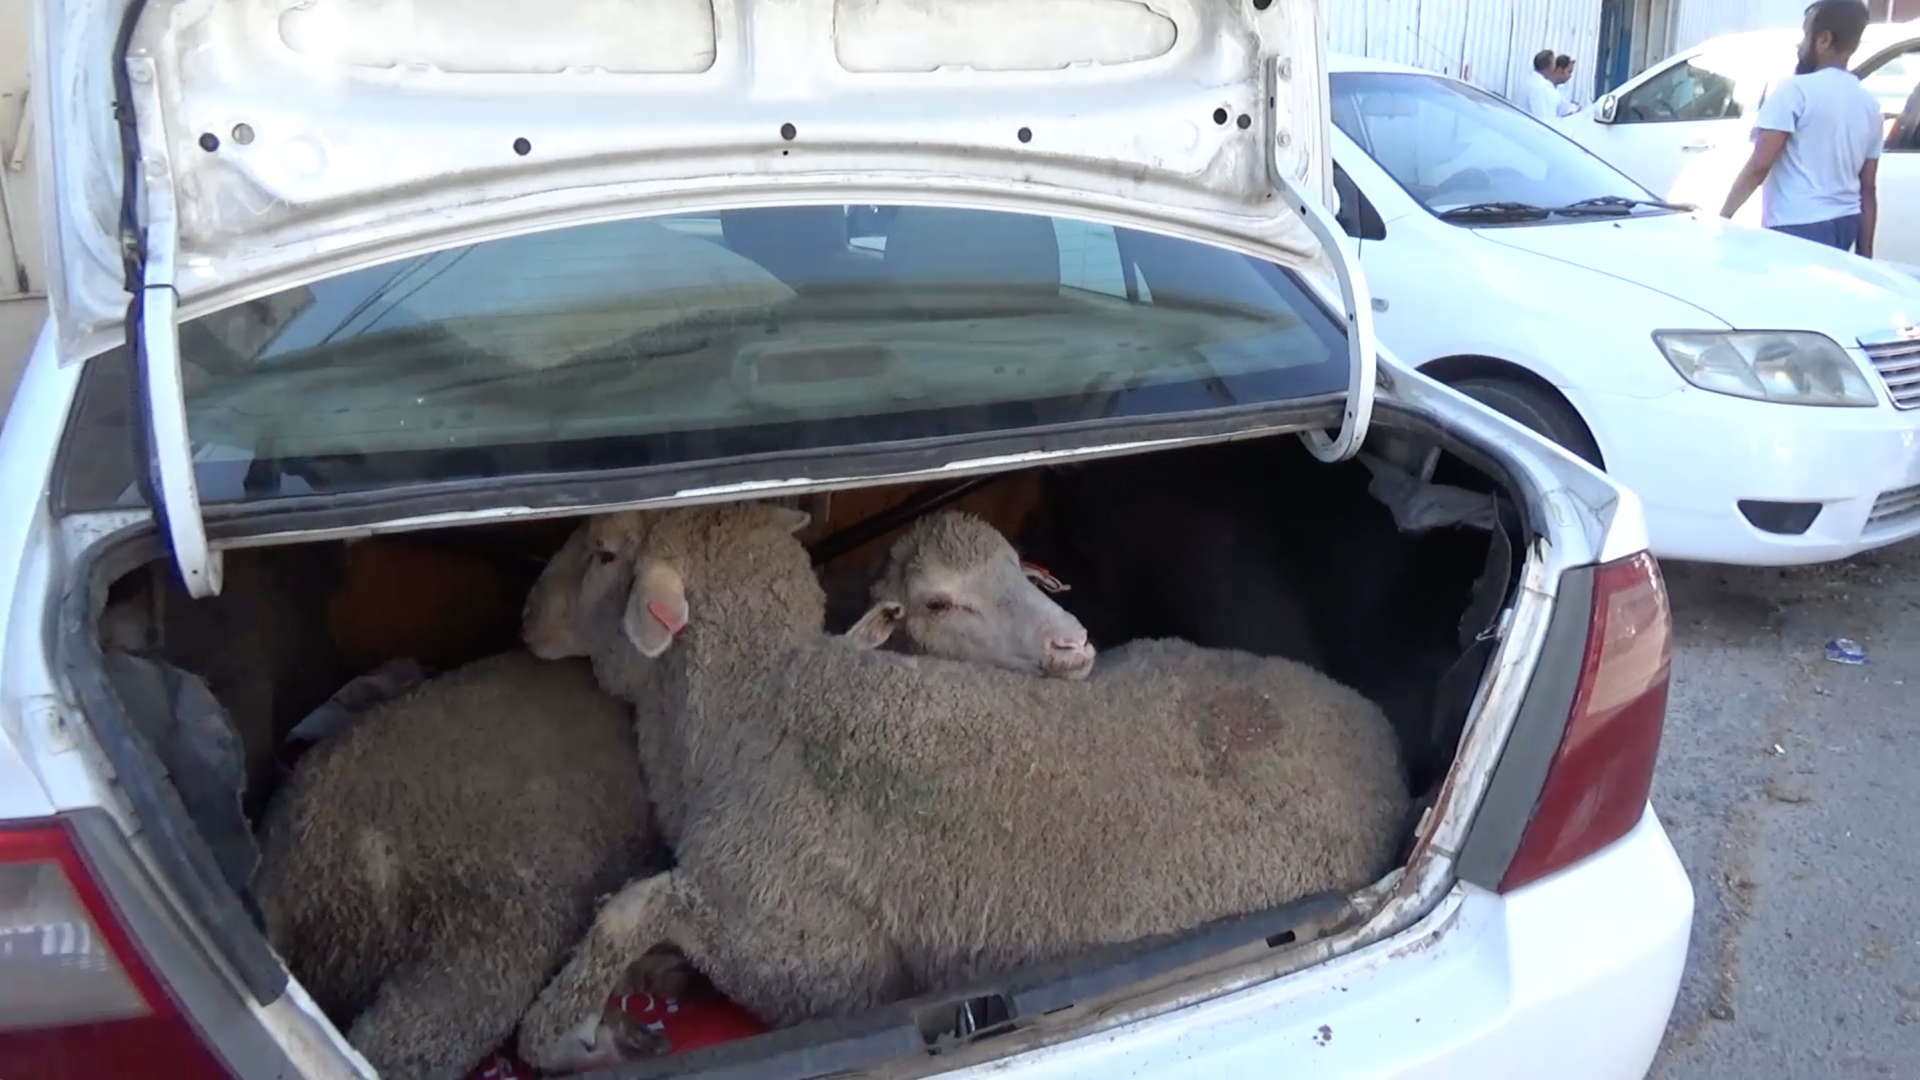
[588,893,1353,1080]
[114,0,222,598]
[1452,564,1596,889]
[56,525,289,1004]
[1268,54,1376,465]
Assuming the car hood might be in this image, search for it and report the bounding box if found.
[1476,212,1920,343]
[36,0,1336,362]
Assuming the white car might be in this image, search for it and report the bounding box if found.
[1558,23,1920,268]
[1329,53,1920,566]
[1,2,1689,1079]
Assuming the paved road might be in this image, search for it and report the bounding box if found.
[1650,542,1920,1078]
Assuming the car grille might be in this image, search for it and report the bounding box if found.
[1867,483,1920,533]
[1864,338,1920,409]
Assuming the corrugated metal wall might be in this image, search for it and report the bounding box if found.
[1328,0,1603,101]
[1666,0,1807,53]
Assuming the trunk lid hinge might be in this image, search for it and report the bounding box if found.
[124,55,221,598]
[1266,54,1376,464]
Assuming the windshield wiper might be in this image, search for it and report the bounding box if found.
[1435,201,1553,223]
[1551,195,1691,215]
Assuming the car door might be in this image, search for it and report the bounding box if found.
[1575,42,1785,196]
[1856,39,1920,265]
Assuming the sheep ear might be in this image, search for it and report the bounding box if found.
[1021,560,1071,594]
[844,601,904,650]
[767,506,812,534]
[623,565,689,659]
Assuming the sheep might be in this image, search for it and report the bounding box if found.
[253,648,651,1080]
[517,509,1099,1074]
[842,509,1096,680]
[523,509,1097,852]
[515,502,1408,1067]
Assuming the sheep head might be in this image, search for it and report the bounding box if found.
[853,511,1095,681]
[521,513,653,659]
[522,524,598,659]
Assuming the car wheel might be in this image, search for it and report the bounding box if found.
[1446,376,1604,469]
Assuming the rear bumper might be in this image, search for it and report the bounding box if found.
[958,804,1692,1079]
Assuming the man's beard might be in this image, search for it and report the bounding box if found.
[1795,47,1818,75]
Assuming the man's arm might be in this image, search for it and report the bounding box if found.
[1721,129,1789,218]
[1858,157,1878,258]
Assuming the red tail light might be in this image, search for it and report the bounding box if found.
[0,819,232,1079]
[1498,551,1671,893]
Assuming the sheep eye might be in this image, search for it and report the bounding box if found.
[924,597,953,614]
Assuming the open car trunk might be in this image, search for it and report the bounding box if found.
[61,419,1529,1079]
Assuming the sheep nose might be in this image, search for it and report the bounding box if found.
[1045,635,1096,679]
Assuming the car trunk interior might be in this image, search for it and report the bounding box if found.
[73,424,1525,1077]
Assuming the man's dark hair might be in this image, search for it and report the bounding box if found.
[1533,49,1555,72]
[1805,0,1870,54]
[1554,54,1575,70]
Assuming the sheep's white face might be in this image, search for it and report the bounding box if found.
[580,516,644,623]
[522,514,650,659]
[857,539,1095,681]
[522,526,595,659]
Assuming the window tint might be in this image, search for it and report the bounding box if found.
[57,205,1346,511]
[1330,72,1651,216]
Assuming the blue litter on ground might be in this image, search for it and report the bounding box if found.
[1824,638,1866,665]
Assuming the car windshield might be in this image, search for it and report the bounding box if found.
[1330,71,1660,221]
[55,205,1348,511]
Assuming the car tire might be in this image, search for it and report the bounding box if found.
[1446,376,1604,469]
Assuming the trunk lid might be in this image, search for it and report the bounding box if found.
[36,0,1378,597]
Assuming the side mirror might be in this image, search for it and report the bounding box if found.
[1596,93,1619,124]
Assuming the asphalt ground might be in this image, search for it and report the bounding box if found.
[1648,541,1920,1079]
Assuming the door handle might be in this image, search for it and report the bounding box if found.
[1681,140,1713,151]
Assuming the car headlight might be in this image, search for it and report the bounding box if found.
[1653,331,1876,407]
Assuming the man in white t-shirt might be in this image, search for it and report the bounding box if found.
[1719,0,1882,255]
[1520,50,1579,122]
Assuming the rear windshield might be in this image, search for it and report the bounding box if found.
[56,204,1348,511]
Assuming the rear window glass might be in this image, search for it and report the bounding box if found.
[56,204,1348,511]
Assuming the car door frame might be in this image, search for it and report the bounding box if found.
[1851,34,1920,265]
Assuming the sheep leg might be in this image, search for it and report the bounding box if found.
[346,929,555,1080]
[518,871,685,1070]
[671,873,914,1027]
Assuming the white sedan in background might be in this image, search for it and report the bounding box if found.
[1555,23,1920,269]
[1330,54,1920,566]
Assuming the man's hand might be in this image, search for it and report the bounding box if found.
[1721,128,1789,219]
